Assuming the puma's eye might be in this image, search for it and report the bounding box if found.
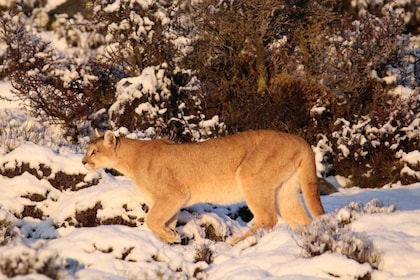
[91,149,97,157]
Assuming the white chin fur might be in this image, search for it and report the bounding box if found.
[84,163,95,170]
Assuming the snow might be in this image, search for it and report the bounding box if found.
[43,0,68,11]
[0,126,420,279]
[0,142,92,176]
[0,81,20,109]
[103,0,122,13]
[109,66,171,117]
[1,74,419,278]
[1,1,419,278]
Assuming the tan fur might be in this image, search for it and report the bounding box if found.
[82,130,325,244]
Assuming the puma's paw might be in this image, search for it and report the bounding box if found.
[229,235,258,249]
[230,236,243,246]
[229,230,256,246]
[160,229,181,244]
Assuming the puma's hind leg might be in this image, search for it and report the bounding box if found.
[277,172,311,230]
[231,174,278,245]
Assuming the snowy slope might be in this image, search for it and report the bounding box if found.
[1,0,419,277]
[0,133,419,279]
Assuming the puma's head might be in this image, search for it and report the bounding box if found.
[82,130,119,170]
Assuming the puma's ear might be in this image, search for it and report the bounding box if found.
[104,131,117,148]
[95,128,103,138]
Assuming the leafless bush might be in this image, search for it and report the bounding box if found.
[0,219,18,246]
[194,242,214,264]
[0,240,62,279]
[0,5,119,141]
[92,0,226,141]
[296,199,394,269]
[331,88,419,187]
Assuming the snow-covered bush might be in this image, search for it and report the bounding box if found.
[0,109,74,154]
[92,0,176,76]
[331,88,419,187]
[296,199,395,269]
[299,217,380,270]
[0,0,46,15]
[88,0,225,141]
[0,6,119,140]
[266,1,418,187]
[0,1,224,142]
[0,239,70,278]
[347,0,420,35]
[52,13,105,53]
[0,218,17,246]
[109,65,225,141]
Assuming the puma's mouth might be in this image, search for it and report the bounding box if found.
[82,160,95,170]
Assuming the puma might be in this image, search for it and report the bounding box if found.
[82,130,325,244]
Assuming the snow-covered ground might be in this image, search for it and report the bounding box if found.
[1,0,419,277]
[0,142,420,279]
[0,81,419,279]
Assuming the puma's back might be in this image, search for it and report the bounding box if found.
[82,130,325,244]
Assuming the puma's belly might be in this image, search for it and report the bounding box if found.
[187,182,245,206]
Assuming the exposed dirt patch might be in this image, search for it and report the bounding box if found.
[202,224,224,242]
[0,161,99,191]
[21,205,44,219]
[1,162,51,179]
[74,202,103,227]
[21,193,47,202]
[63,202,144,228]
[48,171,98,191]
[101,216,137,227]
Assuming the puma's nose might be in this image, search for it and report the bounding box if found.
[82,158,88,165]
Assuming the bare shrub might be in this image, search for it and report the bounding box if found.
[0,5,119,140]
[0,240,62,279]
[299,217,380,269]
[194,242,214,264]
[296,199,395,269]
[331,88,419,187]
[0,219,18,246]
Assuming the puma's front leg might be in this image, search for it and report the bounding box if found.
[145,194,187,244]
[146,207,181,243]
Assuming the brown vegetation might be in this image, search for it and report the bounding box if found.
[1,0,418,187]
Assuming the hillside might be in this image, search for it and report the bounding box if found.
[0,127,419,278]
[0,0,419,279]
